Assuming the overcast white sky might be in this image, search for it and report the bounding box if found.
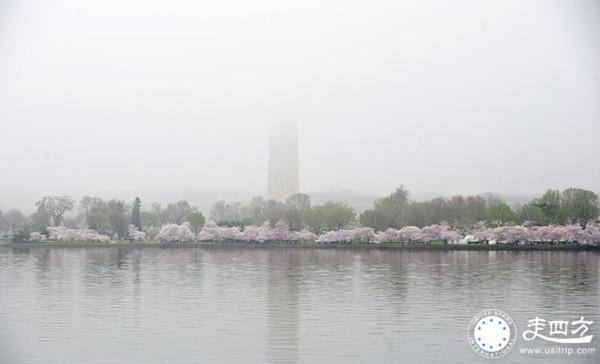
[1,0,599,206]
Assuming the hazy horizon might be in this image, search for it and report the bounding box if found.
[1,0,599,211]
[0,184,561,216]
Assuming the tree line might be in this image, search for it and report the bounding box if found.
[208,195,356,233]
[359,186,599,231]
[0,186,598,242]
[0,196,206,242]
[204,187,599,233]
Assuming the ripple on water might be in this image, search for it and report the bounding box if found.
[0,247,598,364]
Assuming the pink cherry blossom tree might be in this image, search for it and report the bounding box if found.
[29,232,46,241]
[47,226,111,242]
[157,223,195,242]
[128,225,146,241]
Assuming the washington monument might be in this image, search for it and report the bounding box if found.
[268,122,299,201]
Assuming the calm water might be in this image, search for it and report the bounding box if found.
[0,246,598,364]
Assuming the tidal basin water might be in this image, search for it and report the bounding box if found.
[0,246,598,364]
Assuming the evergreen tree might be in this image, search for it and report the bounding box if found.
[132,197,142,231]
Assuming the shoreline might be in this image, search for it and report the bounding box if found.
[2,242,599,251]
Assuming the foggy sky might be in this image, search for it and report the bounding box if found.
[1,0,599,208]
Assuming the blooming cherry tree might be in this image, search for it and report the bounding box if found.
[157,223,195,242]
[29,232,46,241]
[47,226,111,242]
[128,225,146,241]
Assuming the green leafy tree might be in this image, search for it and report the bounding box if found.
[264,199,286,227]
[80,196,110,233]
[425,197,447,225]
[302,202,355,232]
[530,189,565,224]
[485,203,521,227]
[162,200,193,224]
[359,209,387,231]
[327,202,355,230]
[28,208,51,235]
[443,195,467,225]
[561,188,599,229]
[361,188,488,231]
[285,193,311,231]
[465,196,487,222]
[302,208,324,233]
[209,201,241,226]
[321,202,356,230]
[240,197,267,226]
[141,202,162,228]
[188,212,206,237]
[360,186,409,230]
[519,203,546,225]
[107,199,130,239]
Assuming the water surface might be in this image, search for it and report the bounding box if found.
[0,246,598,363]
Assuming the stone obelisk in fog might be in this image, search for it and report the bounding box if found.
[268,122,299,201]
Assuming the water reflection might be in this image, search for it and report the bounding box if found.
[0,247,598,364]
[267,250,300,364]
